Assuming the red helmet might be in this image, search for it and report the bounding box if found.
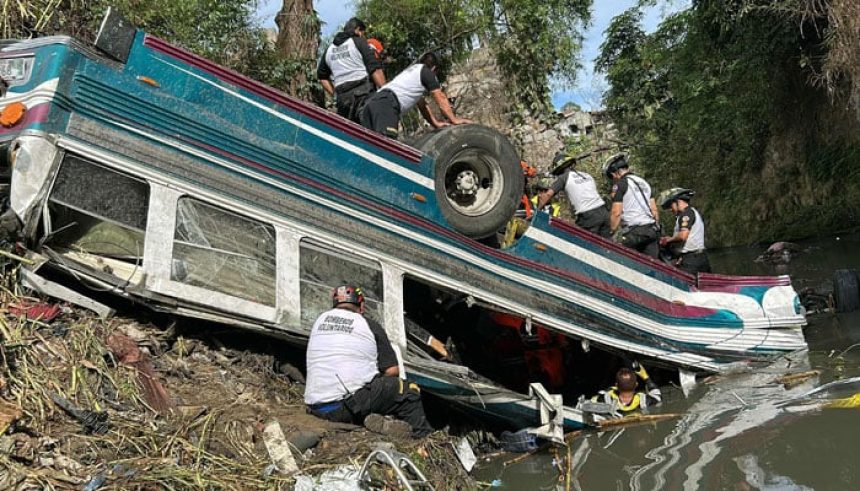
[332,285,365,308]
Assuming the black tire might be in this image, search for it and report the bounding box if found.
[833,269,860,313]
[416,124,523,239]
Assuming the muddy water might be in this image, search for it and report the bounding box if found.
[474,234,860,490]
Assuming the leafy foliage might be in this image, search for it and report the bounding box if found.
[596,0,860,246]
[355,0,591,120]
[0,1,321,101]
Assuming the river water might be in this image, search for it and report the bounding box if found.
[474,233,860,490]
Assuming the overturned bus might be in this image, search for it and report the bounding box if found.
[0,11,807,432]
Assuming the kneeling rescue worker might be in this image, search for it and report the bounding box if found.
[304,285,433,437]
[592,361,662,417]
[659,188,711,274]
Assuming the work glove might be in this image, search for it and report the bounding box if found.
[631,360,650,381]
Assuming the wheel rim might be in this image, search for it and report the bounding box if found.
[443,148,505,217]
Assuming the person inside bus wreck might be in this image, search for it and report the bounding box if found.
[590,362,662,417]
[303,284,433,437]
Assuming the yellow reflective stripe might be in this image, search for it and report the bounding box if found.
[607,388,641,412]
[824,393,860,409]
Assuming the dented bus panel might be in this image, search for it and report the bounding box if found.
[0,17,807,430]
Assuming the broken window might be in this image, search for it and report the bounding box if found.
[299,240,384,330]
[47,155,148,260]
[172,197,276,306]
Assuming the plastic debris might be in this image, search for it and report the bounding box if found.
[499,429,540,453]
[453,437,477,472]
[8,300,61,321]
[106,331,174,413]
[50,394,108,435]
[294,466,362,491]
[262,420,300,474]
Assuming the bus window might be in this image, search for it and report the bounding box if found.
[299,240,384,331]
[47,154,148,262]
[172,197,276,306]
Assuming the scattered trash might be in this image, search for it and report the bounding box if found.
[294,465,362,491]
[106,331,174,413]
[50,393,108,435]
[20,269,115,318]
[775,370,820,389]
[0,267,473,489]
[7,300,61,321]
[262,420,300,474]
[358,446,434,491]
[596,413,682,430]
[755,241,802,264]
[499,429,540,453]
[453,437,477,472]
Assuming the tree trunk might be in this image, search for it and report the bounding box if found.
[275,0,323,104]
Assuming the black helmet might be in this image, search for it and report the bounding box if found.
[659,188,694,209]
[332,284,365,308]
[602,153,629,180]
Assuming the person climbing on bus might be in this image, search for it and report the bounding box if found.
[537,151,610,237]
[317,18,386,123]
[531,174,561,218]
[603,153,660,257]
[659,188,712,274]
[591,361,662,417]
[360,52,470,138]
[304,284,433,437]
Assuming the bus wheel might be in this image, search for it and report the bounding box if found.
[417,125,523,239]
[833,269,860,313]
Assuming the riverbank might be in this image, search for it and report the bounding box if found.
[0,270,477,489]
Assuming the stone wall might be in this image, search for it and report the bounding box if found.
[440,48,615,170]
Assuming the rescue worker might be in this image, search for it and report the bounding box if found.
[361,52,470,138]
[530,175,561,217]
[537,152,610,237]
[592,362,662,417]
[317,18,386,123]
[603,153,660,257]
[659,188,712,274]
[304,285,433,437]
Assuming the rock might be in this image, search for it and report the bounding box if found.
[288,430,321,452]
[277,362,305,384]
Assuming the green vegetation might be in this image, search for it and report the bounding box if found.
[0,0,321,101]
[596,0,860,246]
[355,0,592,122]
